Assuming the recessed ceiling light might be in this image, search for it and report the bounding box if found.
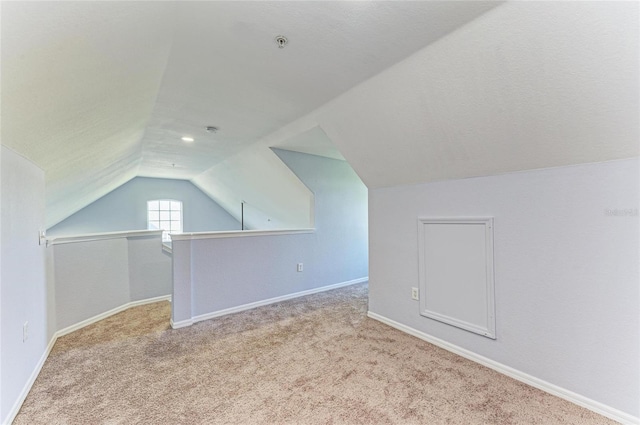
[181,136,194,143]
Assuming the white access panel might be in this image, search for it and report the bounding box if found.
[418,218,496,339]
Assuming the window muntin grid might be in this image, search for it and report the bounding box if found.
[147,200,182,242]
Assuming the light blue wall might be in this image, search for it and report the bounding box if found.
[53,233,171,331]
[273,149,368,281]
[48,177,240,236]
[171,149,369,325]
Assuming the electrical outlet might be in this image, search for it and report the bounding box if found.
[23,321,29,342]
[297,263,303,272]
[411,287,419,301]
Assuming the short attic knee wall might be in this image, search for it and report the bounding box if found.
[49,230,171,332]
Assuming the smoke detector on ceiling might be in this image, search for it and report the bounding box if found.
[205,126,219,133]
[275,35,288,49]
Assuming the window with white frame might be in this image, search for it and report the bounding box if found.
[147,200,182,242]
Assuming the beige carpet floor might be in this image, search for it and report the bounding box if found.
[15,283,614,424]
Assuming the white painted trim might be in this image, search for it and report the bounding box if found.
[47,230,163,246]
[417,217,496,339]
[162,242,172,255]
[3,336,57,425]
[169,318,194,329]
[177,277,369,327]
[367,311,639,425]
[170,228,315,241]
[57,295,171,337]
[3,295,173,425]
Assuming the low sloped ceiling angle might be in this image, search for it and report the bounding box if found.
[7,2,635,228]
[1,1,500,229]
[253,1,639,191]
[2,1,175,227]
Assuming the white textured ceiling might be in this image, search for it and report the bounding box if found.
[317,1,640,188]
[1,1,176,226]
[255,0,639,190]
[3,1,636,229]
[136,1,500,179]
[272,127,345,161]
[1,0,499,226]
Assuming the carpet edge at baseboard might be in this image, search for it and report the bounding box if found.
[2,336,56,425]
[57,295,172,338]
[181,277,369,328]
[3,294,172,425]
[367,311,638,425]
[5,281,371,423]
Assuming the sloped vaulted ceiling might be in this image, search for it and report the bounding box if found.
[317,1,640,188]
[243,1,639,190]
[2,1,637,228]
[2,1,176,226]
[1,1,500,227]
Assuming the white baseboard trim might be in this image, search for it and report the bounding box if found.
[367,311,638,425]
[169,318,194,329]
[57,295,171,338]
[3,336,57,425]
[3,294,172,425]
[179,277,369,328]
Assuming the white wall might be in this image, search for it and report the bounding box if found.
[193,146,314,230]
[0,146,47,424]
[47,177,240,236]
[368,158,639,418]
[52,232,171,331]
